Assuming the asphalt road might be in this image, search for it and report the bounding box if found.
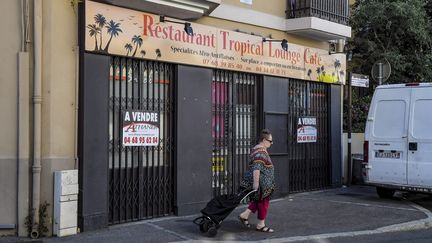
[302,228,432,243]
[314,188,432,243]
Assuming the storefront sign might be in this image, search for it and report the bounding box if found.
[85,0,346,84]
[122,110,160,146]
[297,117,317,143]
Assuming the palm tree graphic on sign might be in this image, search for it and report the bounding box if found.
[124,43,133,56]
[334,59,341,82]
[140,50,146,57]
[131,35,143,57]
[94,14,106,50]
[87,14,122,53]
[88,13,149,57]
[87,24,100,51]
[103,20,122,52]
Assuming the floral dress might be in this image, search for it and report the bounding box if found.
[241,146,275,200]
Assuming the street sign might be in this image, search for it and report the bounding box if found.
[371,59,391,85]
[351,73,369,88]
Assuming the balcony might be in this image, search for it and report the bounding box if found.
[286,0,351,41]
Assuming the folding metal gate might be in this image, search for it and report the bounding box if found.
[211,70,259,196]
[108,56,175,224]
[288,80,330,192]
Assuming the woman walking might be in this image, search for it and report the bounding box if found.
[239,129,275,233]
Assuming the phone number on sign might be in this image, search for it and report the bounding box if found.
[123,136,158,144]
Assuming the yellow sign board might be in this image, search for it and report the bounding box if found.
[85,0,346,84]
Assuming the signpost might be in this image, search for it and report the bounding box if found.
[347,72,369,186]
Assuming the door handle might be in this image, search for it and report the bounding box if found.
[409,142,417,151]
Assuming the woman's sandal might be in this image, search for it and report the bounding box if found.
[256,225,274,233]
[238,216,251,228]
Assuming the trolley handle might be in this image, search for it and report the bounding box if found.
[239,189,258,203]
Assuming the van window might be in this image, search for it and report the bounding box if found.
[412,99,432,139]
[373,100,406,138]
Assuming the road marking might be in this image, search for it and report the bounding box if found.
[142,222,193,241]
[295,196,420,212]
[110,219,193,241]
[409,201,432,218]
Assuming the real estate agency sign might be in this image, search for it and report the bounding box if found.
[122,110,160,146]
[85,0,346,84]
[297,117,317,143]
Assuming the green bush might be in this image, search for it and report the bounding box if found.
[24,201,50,238]
[343,92,372,133]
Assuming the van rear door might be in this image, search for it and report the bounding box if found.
[407,87,432,187]
[368,88,410,185]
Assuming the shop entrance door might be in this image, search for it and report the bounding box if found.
[108,57,175,224]
[211,70,259,196]
[263,77,331,196]
[288,80,330,192]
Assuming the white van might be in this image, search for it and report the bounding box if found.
[363,83,432,198]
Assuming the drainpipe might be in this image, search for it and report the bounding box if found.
[31,0,42,239]
[74,45,79,170]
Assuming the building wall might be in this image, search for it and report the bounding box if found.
[0,0,26,236]
[342,133,365,184]
[196,16,328,50]
[39,1,77,233]
[0,0,346,236]
[222,0,287,18]
[0,0,78,236]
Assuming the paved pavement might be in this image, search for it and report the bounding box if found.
[2,185,432,243]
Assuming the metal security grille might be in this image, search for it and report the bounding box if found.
[212,70,258,197]
[108,56,175,224]
[288,80,330,192]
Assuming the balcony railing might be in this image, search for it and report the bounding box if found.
[287,0,349,25]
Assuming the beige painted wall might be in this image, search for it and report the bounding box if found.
[342,133,365,184]
[39,0,78,235]
[222,0,286,18]
[0,2,21,156]
[0,0,77,236]
[203,0,328,50]
[0,0,24,234]
[196,16,328,50]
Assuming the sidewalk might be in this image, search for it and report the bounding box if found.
[2,185,431,243]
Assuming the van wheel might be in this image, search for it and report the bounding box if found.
[376,187,395,198]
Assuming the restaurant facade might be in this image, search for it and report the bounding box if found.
[0,0,351,237]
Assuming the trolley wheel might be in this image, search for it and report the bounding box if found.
[199,223,206,233]
[208,226,217,237]
[200,220,209,233]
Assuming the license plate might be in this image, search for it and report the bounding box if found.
[375,151,401,159]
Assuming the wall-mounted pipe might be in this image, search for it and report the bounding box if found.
[74,45,79,170]
[31,0,42,239]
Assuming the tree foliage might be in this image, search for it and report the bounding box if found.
[350,0,432,85]
[344,0,432,133]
